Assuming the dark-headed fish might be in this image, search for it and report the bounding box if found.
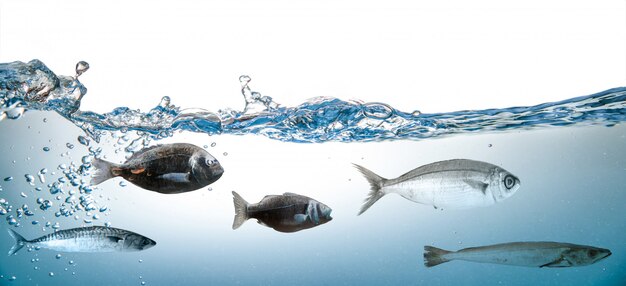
[354,159,520,214]
[232,191,332,233]
[424,242,611,268]
[91,143,224,194]
[7,226,156,255]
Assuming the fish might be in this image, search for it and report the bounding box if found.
[232,191,333,233]
[91,143,224,194]
[423,242,611,268]
[7,226,156,255]
[353,159,520,215]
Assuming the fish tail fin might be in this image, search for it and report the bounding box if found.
[90,157,119,185]
[423,246,452,267]
[232,191,249,230]
[7,229,28,256]
[353,164,387,215]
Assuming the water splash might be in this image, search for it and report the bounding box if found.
[1,59,625,143]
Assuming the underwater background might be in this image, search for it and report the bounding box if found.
[1,1,625,285]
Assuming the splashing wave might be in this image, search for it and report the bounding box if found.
[1,60,625,143]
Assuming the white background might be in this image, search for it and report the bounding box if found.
[1,0,624,114]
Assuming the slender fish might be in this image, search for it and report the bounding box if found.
[7,226,156,255]
[353,159,520,214]
[232,191,333,233]
[424,242,611,268]
[91,143,224,194]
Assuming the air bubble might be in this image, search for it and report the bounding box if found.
[4,177,13,182]
[66,143,75,149]
[49,272,54,277]
[210,142,216,147]
[223,152,228,156]
[119,181,127,187]
[56,254,62,259]
[43,147,50,152]
[25,174,35,185]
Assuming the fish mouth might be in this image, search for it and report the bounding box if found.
[603,250,612,258]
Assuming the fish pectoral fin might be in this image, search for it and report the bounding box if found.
[540,257,572,268]
[463,179,489,194]
[157,173,190,183]
[294,214,308,224]
[106,236,123,243]
[130,167,145,175]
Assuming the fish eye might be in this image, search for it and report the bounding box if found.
[205,158,216,165]
[504,175,515,189]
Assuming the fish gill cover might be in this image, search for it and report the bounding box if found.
[1,59,626,143]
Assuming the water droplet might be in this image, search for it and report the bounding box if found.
[223,152,228,156]
[239,75,251,84]
[488,144,493,147]
[159,96,171,108]
[141,282,146,285]
[4,177,13,182]
[49,272,54,277]
[9,276,16,281]
[207,187,213,191]
[203,145,208,148]
[77,136,90,146]
[75,61,89,78]
[56,254,62,259]
[69,260,75,265]
[119,181,127,187]
[43,147,50,152]
[32,220,39,225]
[20,192,27,198]
[210,142,216,147]
[43,118,48,122]
[138,259,143,263]
[34,266,39,270]
[412,110,421,116]
[66,143,75,149]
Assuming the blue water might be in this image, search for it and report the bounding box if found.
[0,60,624,285]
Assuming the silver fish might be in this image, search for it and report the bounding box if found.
[353,159,520,214]
[91,143,224,194]
[424,242,611,268]
[7,226,156,255]
[232,191,333,233]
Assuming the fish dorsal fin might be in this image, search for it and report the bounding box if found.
[463,179,489,194]
[540,256,572,268]
[294,214,308,224]
[283,192,299,196]
[127,145,162,160]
